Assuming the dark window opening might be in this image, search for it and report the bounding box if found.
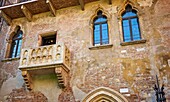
[93,10,109,46]
[122,4,141,42]
[10,29,23,58]
[42,35,56,46]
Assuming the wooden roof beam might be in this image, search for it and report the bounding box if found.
[21,5,32,22]
[109,0,112,4]
[46,0,56,16]
[0,10,12,25]
[78,0,85,10]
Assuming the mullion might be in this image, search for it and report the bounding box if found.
[100,24,102,45]
[129,19,133,41]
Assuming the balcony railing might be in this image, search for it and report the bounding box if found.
[19,42,70,70]
[19,43,71,90]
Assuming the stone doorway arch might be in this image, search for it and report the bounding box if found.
[82,87,128,102]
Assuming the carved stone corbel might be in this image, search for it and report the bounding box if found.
[22,70,32,91]
[55,67,69,88]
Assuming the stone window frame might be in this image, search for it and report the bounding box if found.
[89,7,113,50]
[38,31,57,46]
[10,28,23,58]
[117,1,146,46]
[3,25,23,61]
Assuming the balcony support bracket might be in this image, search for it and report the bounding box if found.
[78,0,85,10]
[22,70,33,91]
[21,5,32,22]
[0,10,12,25]
[55,67,69,88]
[46,0,56,16]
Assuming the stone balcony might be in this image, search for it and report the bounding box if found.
[19,43,71,90]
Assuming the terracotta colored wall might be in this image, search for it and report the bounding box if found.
[0,0,170,101]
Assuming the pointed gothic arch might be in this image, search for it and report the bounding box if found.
[89,6,111,25]
[117,0,141,19]
[5,25,23,58]
[89,6,112,47]
[82,87,128,102]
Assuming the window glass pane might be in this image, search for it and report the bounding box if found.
[94,25,100,45]
[10,28,23,58]
[11,40,18,58]
[102,23,109,44]
[122,12,136,18]
[123,20,131,42]
[16,39,22,57]
[131,18,141,40]
[94,17,107,23]
[93,12,108,46]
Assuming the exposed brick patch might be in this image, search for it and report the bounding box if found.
[6,88,48,102]
[58,86,76,102]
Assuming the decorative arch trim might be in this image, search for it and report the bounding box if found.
[89,6,111,26]
[82,87,128,102]
[8,25,21,40]
[117,0,140,19]
[89,6,112,47]
[5,25,23,58]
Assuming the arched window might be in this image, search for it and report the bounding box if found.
[122,5,141,42]
[93,10,109,46]
[10,28,23,58]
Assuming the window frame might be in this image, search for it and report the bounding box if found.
[93,11,109,46]
[42,34,56,46]
[9,29,23,58]
[38,31,57,46]
[121,5,142,42]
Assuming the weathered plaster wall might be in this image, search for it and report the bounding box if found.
[33,74,62,102]
[0,0,170,101]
